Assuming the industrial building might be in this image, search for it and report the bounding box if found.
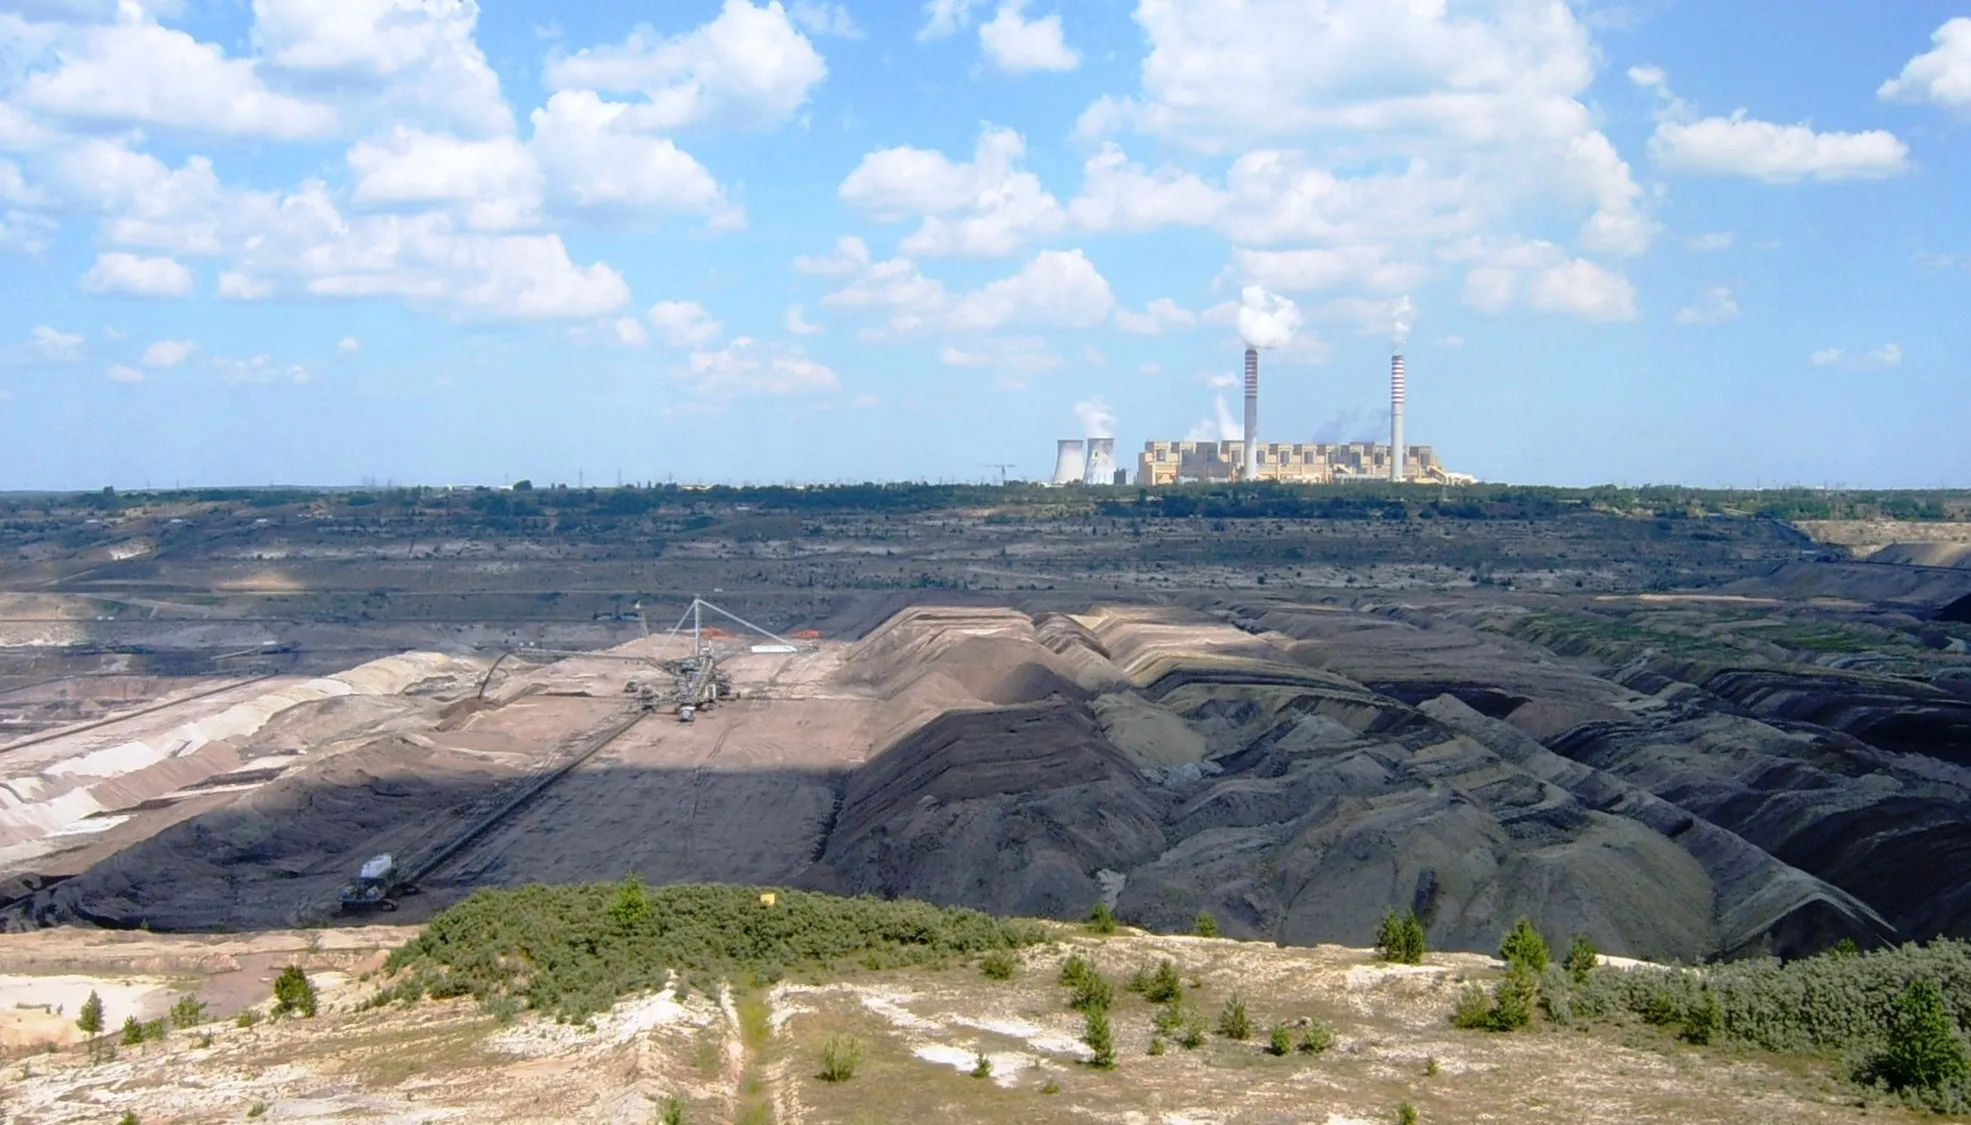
[1135,440,1460,486]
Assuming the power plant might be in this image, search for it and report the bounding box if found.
[1242,346,1260,482]
[1389,350,1406,484]
[1051,439,1086,486]
[1084,438,1117,485]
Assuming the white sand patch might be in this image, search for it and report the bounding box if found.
[911,1042,1041,1087]
[855,988,942,1033]
[1163,1114,1225,1125]
[489,987,700,1058]
[951,1014,1088,1057]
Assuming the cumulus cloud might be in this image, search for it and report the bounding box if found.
[1068,143,1224,232]
[978,1,1079,74]
[544,0,827,131]
[682,337,838,397]
[347,127,543,231]
[1635,67,1909,182]
[1114,298,1196,335]
[1687,231,1736,252]
[336,336,361,354]
[1675,286,1740,327]
[1879,18,1971,116]
[789,1,862,39]
[31,325,84,361]
[1528,259,1637,322]
[1235,285,1299,349]
[18,8,336,139]
[916,0,982,40]
[528,91,741,227]
[839,125,1061,257]
[945,249,1114,330]
[783,303,824,335]
[1232,246,1426,294]
[1810,344,1902,370]
[1454,239,1637,323]
[649,301,723,348]
[141,338,197,366]
[212,353,310,384]
[81,252,193,297]
[105,363,144,382]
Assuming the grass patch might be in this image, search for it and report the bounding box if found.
[375,881,1046,1021]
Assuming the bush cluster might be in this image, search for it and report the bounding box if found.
[1061,956,1114,1013]
[374,882,1046,1022]
[1126,960,1182,1004]
[1376,911,1427,965]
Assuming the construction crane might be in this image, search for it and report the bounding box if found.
[979,463,1016,486]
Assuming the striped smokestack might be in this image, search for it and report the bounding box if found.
[1242,346,1259,481]
[1389,352,1406,483]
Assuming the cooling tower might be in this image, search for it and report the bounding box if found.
[1052,439,1087,485]
[1084,438,1116,485]
[1242,347,1259,480]
[1389,352,1406,483]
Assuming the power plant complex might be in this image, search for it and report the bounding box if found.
[1052,343,1471,487]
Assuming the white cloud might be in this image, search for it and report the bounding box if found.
[682,337,838,396]
[1649,113,1909,183]
[789,1,862,38]
[946,248,1114,330]
[1074,395,1115,437]
[649,301,723,348]
[1068,143,1224,233]
[81,252,192,297]
[30,325,84,361]
[1810,344,1902,370]
[610,317,649,347]
[1139,361,1162,375]
[978,0,1078,74]
[212,353,310,384]
[105,363,143,382]
[1527,258,1637,322]
[336,336,361,354]
[916,0,981,40]
[1114,297,1196,336]
[1235,285,1299,349]
[140,338,197,366]
[18,8,336,139]
[839,125,1061,257]
[218,272,275,301]
[1687,231,1736,252]
[0,210,57,255]
[783,303,824,335]
[544,0,827,131]
[1232,246,1426,294]
[528,91,741,227]
[937,336,1061,374]
[251,0,513,137]
[1879,18,1971,116]
[347,128,543,231]
[1674,286,1739,327]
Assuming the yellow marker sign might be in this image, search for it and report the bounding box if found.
[759,892,777,907]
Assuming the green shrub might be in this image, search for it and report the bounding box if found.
[486,994,524,1025]
[1153,998,1185,1036]
[1498,919,1549,976]
[980,950,1017,981]
[378,883,1047,1022]
[1083,1008,1115,1069]
[1267,1024,1293,1056]
[1682,988,1721,1046]
[1397,1103,1418,1125]
[1088,903,1118,936]
[1193,911,1219,938]
[1059,954,1094,988]
[246,1105,267,1120]
[1177,1018,1206,1050]
[1218,995,1251,1040]
[76,990,104,1037]
[610,874,650,927]
[1299,1022,1335,1054]
[1040,1079,1061,1094]
[1376,911,1426,964]
[117,1113,138,1125]
[1068,967,1113,1013]
[272,966,317,1019]
[1539,965,1575,1024]
[654,1094,685,1125]
[1424,1056,1439,1076]
[1129,960,1181,1004]
[169,994,208,1029]
[971,1051,992,1079]
[120,1017,145,1046]
[1487,969,1536,1031]
[1450,985,1493,1030]
[1564,934,1599,984]
[1147,1036,1166,1056]
[819,1035,863,1082]
[234,1008,260,1029]
[1867,979,1968,1095]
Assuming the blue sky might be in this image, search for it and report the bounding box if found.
[0,0,1966,490]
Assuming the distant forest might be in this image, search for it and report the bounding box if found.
[6,481,1968,524]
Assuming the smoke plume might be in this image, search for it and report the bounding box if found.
[1074,397,1116,439]
[1391,295,1416,350]
[1236,285,1300,350]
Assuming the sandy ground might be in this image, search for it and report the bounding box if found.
[0,925,1945,1125]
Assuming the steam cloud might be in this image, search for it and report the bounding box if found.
[1074,397,1116,439]
[1236,285,1300,350]
[1391,295,1416,350]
